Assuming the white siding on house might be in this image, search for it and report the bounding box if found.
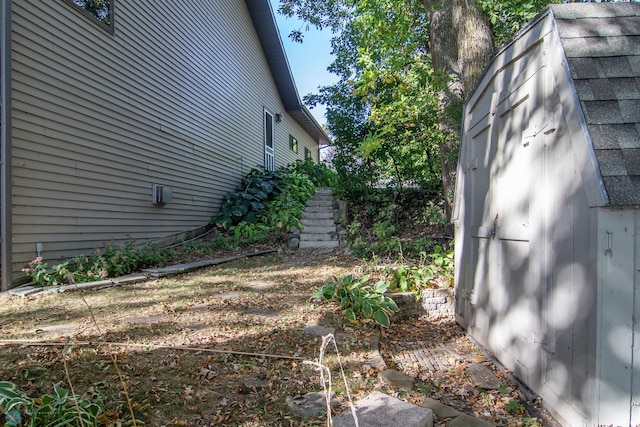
[9,0,317,277]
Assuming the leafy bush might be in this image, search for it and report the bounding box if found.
[264,171,316,234]
[385,245,455,292]
[312,274,399,327]
[281,157,337,188]
[229,221,270,243]
[0,381,104,427]
[22,240,174,287]
[212,168,283,229]
[213,162,319,240]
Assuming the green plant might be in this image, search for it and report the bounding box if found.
[522,417,540,427]
[386,265,434,294]
[212,168,283,229]
[0,381,104,427]
[22,239,174,287]
[263,171,315,234]
[281,157,337,188]
[229,221,270,243]
[311,274,398,327]
[505,398,525,414]
[429,245,454,286]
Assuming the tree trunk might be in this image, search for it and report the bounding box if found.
[429,0,494,231]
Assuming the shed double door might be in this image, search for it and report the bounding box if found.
[462,71,545,385]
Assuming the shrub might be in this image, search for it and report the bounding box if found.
[212,168,283,229]
[0,381,104,427]
[281,157,337,188]
[22,240,174,287]
[312,274,399,327]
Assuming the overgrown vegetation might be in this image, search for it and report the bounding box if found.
[0,381,104,427]
[212,158,335,238]
[340,188,450,264]
[312,274,399,327]
[22,240,175,287]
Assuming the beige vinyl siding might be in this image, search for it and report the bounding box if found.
[9,0,310,276]
[274,114,319,165]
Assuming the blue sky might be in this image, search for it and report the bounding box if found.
[269,0,338,125]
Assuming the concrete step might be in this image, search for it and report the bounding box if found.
[302,218,335,226]
[301,225,336,234]
[300,233,336,241]
[299,240,339,249]
[304,206,333,213]
[306,201,334,208]
[302,212,334,220]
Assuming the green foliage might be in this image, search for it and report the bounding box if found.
[477,0,559,45]
[0,381,104,427]
[22,240,174,287]
[504,398,525,414]
[212,168,283,229]
[264,171,316,234]
[311,274,399,327]
[229,221,270,243]
[386,265,434,293]
[281,157,337,188]
[213,161,320,244]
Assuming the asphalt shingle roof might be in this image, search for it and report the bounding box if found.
[552,3,640,205]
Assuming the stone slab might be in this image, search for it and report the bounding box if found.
[446,413,494,427]
[286,392,336,418]
[467,363,502,390]
[304,324,336,336]
[421,398,463,419]
[378,369,415,391]
[333,391,432,427]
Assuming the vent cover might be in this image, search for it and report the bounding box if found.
[152,184,172,205]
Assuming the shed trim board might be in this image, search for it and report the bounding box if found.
[0,0,328,290]
[455,3,640,426]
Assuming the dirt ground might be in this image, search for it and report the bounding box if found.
[0,246,557,426]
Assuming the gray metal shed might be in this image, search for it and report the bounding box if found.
[453,3,640,426]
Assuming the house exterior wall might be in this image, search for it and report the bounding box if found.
[8,0,317,282]
[454,10,603,426]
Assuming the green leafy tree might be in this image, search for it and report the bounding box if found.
[277,0,581,219]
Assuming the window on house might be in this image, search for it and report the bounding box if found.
[304,147,312,159]
[66,0,114,32]
[289,135,298,154]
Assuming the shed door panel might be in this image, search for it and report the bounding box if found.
[488,75,542,385]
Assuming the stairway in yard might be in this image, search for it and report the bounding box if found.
[299,189,340,249]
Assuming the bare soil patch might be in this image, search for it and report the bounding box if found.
[1,246,554,426]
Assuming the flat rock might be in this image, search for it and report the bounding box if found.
[215,291,241,300]
[421,397,463,419]
[333,391,432,427]
[286,392,336,418]
[245,281,274,291]
[36,323,78,335]
[467,363,501,390]
[241,374,267,393]
[447,413,494,427]
[378,368,415,391]
[304,324,335,337]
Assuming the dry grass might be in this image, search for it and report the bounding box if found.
[0,249,384,426]
[0,247,553,426]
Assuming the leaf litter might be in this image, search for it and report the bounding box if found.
[0,246,556,426]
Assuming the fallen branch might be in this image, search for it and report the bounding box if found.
[0,339,305,361]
